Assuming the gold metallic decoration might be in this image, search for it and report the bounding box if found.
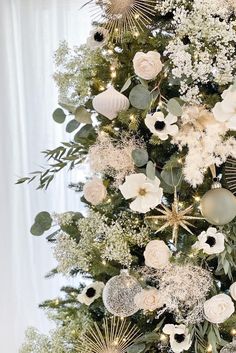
[90,0,156,40]
[80,316,141,353]
[145,188,203,244]
[225,157,236,195]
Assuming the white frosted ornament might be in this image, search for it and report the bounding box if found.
[92,86,130,120]
[102,270,142,317]
[200,182,236,225]
[220,338,236,353]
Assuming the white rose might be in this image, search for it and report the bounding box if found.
[83,177,107,205]
[230,282,236,301]
[134,288,164,311]
[144,240,171,269]
[204,294,235,324]
[212,85,236,130]
[133,51,163,80]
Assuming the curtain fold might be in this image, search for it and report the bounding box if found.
[0,1,91,352]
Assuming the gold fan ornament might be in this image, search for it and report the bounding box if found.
[225,157,236,195]
[79,316,141,353]
[90,0,157,40]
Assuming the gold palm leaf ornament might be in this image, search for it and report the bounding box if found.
[80,317,141,353]
[225,158,236,195]
[89,0,156,39]
[146,188,203,245]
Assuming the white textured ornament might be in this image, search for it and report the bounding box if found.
[92,86,130,120]
[220,338,236,353]
[102,270,142,317]
[200,184,236,226]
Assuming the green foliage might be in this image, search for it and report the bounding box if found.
[75,106,92,124]
[129,85,152,110]
[30,212,52,236]
[132,148,149,167]
[52,108,66,124]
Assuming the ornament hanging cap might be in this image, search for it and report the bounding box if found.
[209,164,222,189]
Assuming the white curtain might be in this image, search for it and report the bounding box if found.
[0,1,91,352]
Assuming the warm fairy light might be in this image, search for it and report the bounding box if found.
[110,65,116,71]
[178,158,182,164]
[207,344,212,352]
[130,114,136,122]
[111,71,117,78]
[231,328,236,336]
[102,260,107,265]
[160,334,168,342]
[178,202,183,208]
[194,196,201,202]
[107,49,113,55]
[99,85,105,91]
[134,31,140,37]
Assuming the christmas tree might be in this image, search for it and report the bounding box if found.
[19,1,236,352]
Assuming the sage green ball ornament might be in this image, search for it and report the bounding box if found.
[200,182,236,225]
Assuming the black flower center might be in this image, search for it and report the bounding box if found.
[174,334,186,343]
[206,236,216,247]
[154,121,166,131]
[94,32,104,42]
[86,288,96,298]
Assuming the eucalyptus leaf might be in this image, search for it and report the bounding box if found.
[167,98,183,116]
[53,108,66,124]
[59,102,76,114]
[75,106,92,124]
[129,84,151,110]
[74,124,96,142]
[127,343,145,353]
[132,149,149,167]
[146,161,156,180]
[161,167,182,187]
[66,119,80,133]
[121,77,132,92]
[35,211,52,230]
[30,223,45,236]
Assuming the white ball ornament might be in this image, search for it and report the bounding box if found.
[92,86,130,120]
[200,182,236,225]
[102,270,142,317]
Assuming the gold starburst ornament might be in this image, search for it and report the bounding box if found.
[79,316,141,353]
[145,188,203,244]
[90,0,156,39]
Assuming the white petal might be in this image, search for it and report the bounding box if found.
[130,196,151,213]
[163,324,175,335]
[167,124,179,136]
[165,113,178,124]
[119,174,146,199]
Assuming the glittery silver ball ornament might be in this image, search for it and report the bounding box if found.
[220,338,236,353]
[102,270,142,317]
[200,183,236,226]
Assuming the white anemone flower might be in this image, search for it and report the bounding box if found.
[145,111,179,140]
[87,27,108,50]
[119,173,163,213]
[77,282,104,306]
[212,85,236,130]
[163,324,192,353]
[192,227,225,255]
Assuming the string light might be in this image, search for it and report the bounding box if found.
[207,344,212,352]
[160,334,168,342]
[102,260,107,265]
[194,196,201,202]
[231,328,236,336]
[111,71,117,79]
[130,114,136,122]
